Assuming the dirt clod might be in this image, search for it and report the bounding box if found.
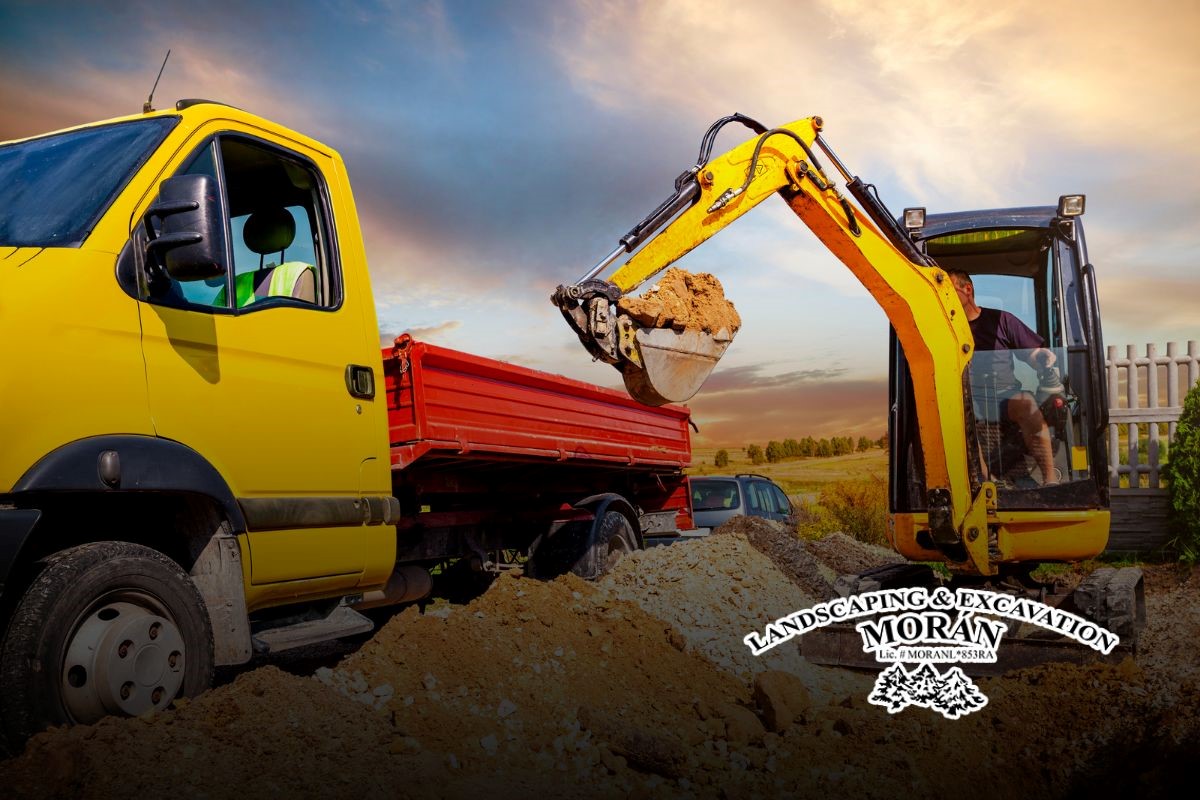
[617,268,741,334]
[716,704,764,745]
[752,670,812,733]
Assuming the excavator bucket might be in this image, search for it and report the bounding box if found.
[620,326,736,406]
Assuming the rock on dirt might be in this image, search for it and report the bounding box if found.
[600,532,817,685]
[617,267,741,334]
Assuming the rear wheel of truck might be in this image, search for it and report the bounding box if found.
[528,510,637,580]
[0,541,214,748]
[592,511,636,576]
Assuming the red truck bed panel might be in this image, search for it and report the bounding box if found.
[385,336,692,470]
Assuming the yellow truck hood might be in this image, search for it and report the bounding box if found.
[0,247,46,270]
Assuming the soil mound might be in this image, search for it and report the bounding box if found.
[617,268,740,334]
[712,516,834,601]
[806,532,903,576]
[601,533,813,684]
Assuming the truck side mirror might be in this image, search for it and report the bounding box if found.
[143,174,227,282]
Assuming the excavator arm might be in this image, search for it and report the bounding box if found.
[552,116,998,575]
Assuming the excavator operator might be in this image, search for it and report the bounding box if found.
[947,269,1058,485]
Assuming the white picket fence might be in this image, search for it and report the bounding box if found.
[1106,341,1199,551]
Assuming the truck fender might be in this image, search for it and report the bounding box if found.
[12,435,247,532]
[572,493,643,550]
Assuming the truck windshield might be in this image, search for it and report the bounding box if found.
[0,117,178,247]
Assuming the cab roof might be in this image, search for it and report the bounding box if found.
[913,206,1059,241]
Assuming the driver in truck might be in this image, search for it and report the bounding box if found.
[947,269,1058,485]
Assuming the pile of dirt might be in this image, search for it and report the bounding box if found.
[806,532,903,576]
[711,516,835,600]
[602,534,806,685]
[617,268,741,334]
[2,667,397,800]
[2,530,1198,799]
[1136,564,1200,681]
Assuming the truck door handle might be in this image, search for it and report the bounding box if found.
[345,365,376,399]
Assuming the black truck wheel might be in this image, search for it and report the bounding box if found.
[587,510,636,577]
[528,509,638,580]
[0,541,214,747]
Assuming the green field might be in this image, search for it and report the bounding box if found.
[688,447,888,498]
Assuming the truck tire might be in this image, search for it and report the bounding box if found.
[528,511,637,580]
[0,541,214,747]
[582,510,636,579]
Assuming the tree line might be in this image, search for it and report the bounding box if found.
[714,434,887,467]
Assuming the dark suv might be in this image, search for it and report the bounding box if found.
[689,474,796,531]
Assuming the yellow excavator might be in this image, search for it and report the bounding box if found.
[552,115,1144,660]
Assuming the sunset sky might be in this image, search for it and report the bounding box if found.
[3,0,1197,446]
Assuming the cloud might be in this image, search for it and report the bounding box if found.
[701,363,848,393]
[1097,276,1200,348]
[554,0,1200,206]
[0,24,330,143]
[402,320,462,340]
[687,377,889,446]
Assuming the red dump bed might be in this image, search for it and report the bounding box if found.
[384,335,692,470]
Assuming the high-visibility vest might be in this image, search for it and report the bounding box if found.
[216,262,313,308]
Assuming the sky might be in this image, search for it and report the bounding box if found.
[2,0,1198,447]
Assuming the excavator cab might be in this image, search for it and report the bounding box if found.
[890,200,1112,563]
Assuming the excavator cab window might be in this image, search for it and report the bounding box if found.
[891,216,1104,513]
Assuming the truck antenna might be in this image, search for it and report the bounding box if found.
[143,49,171,113]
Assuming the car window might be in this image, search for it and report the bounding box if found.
[770,484,791,514]
[750,482,778,514]
[691,479,739,511]
[746,482,767,513]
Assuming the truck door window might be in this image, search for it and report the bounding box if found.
[218,136,339,311]
[156,135,341,313]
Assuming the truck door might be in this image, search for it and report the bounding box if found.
[136,133,379,586]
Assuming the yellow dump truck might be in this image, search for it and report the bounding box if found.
[0,101,695,746]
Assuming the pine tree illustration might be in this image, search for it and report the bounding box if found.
[868,663,912,713]
[907,663,944,704]
[930,667,988,719]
